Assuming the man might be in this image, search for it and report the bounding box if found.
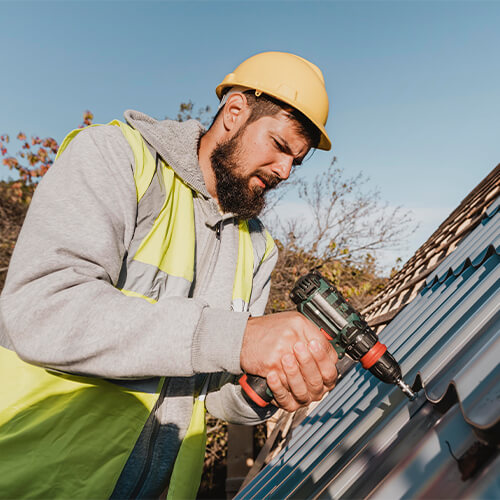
[0,51,338,498]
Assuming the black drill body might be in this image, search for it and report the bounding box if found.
[289,271,404,384]
[239,271,415,407]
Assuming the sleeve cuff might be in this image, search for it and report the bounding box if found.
[192,307,249,374]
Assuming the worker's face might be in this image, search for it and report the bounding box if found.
[211,111,310,218]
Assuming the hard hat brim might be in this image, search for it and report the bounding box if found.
[216,83,332,151]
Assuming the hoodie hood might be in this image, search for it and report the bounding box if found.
[124,110,210,198]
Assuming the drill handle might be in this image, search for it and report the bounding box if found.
[239,373,273,407]
[238,327,337,408]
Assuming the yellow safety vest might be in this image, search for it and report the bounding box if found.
[0,121,274,499]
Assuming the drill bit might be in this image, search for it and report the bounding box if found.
[396,378,416,400]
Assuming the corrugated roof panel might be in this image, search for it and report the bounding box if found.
[236,198,500,500]
[366,403,485,500]
[426,197,499,286]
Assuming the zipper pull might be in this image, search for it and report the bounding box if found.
[215,222,221,240]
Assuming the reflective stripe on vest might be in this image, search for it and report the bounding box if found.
[0,120,273,498]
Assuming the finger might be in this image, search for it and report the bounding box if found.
[300,319,333,353]
[281,353,311,406]
[267,371,299,412]
[308,340,338,389]
[293,342,324,399]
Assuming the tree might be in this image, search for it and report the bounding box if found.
[168,100,213,128]
[0,111,94,203]
[264,158,416,312]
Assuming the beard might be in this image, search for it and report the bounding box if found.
[210,128,281,219]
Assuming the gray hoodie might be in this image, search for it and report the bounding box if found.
[0,110,278,497]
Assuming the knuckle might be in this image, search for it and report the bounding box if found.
[295,398,310,408]
[285,402,299,413]
[309,378,324,392]
[293,390,311,405]
[310,391,323,402]
[294,347,311,362]
[281,333,298,352]
[270,351,285,368]
[329,346,339,362]
[323,339,335,354]
[273,388,288,401]
[323,345,338,363]
[314,343,329,360]
[282,358,299,375]
[324,371,338,388]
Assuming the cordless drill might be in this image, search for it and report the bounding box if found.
[239,270,415,407]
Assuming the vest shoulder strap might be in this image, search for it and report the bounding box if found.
[56,120,157,202]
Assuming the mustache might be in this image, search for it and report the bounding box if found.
[257,172,282,189]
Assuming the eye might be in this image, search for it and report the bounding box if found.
[272,138,286,153]
[272,136,303,166]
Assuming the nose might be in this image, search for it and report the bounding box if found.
[272,156,294,181]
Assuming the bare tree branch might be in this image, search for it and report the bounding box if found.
[263,160,417,312]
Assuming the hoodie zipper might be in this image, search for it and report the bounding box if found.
[129,378,169,499]
[193,218,225,303]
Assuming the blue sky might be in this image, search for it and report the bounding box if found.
[1,0,499,269]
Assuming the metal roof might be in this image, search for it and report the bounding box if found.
[363,164,500,332]
[237,196,500,499]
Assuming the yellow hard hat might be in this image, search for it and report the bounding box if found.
[216,51,331,151]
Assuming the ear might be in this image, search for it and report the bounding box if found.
[221,92,249,132]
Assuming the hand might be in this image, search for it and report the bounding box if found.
[240,311,338,411]
[267,339,338,412]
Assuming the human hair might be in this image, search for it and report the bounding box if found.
[211,90,321,149]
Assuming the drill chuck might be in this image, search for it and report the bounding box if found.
[367,350,402,384]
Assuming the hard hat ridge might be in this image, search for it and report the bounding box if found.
[216,51,331,150]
